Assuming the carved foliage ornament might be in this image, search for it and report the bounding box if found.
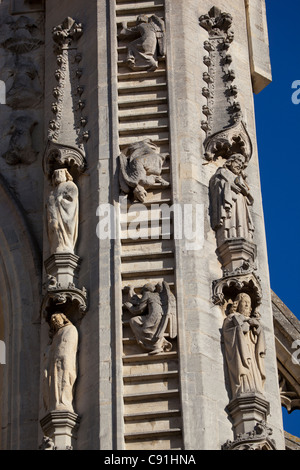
[200,7,252,162]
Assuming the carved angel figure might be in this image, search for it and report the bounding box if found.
[123,282,177,355]
[119,14,166,71]
[46,168,78,254]
[43,313,78,413]
[119,139,169,202]
[223,293,266,399]
[209,153,254,245]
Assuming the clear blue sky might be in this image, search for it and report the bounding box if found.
[254,0,300,439]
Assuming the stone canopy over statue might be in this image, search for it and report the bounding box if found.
[119,14,166,71]
[123,281,177,354]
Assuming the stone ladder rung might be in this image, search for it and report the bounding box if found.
[124,409,181,422]
[118,97,168,109]
[117,69,166,81]
[118,82,167,95]
[121,267,174,280]
[116,4,165,17]
[124,428,182,442]
[121,250,174,262]
[119,110,168,122]
[122,351,178,364]
[123,389,180,403]
[123,370,179,383]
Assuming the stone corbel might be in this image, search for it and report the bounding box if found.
[43,140,87,178]
[40,411,80,451]
[222,418,276,450]
[212,270,262,311]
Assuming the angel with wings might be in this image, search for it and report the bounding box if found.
[118,14,166,71]
[123,282,177,355]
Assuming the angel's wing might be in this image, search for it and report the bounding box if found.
[154,281,177,341]
[149,15,166,57]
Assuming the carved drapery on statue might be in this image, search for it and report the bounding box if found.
[118,14,165,72]
[122,281,177,355]
[200,6,273,449]
[223,293,266,399]
[119,139,169,203]
[43,313,78,414]
[46,169,79,255]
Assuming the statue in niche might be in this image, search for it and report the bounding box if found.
[119,139,169,202]
[46,168,79,255]
[119,14,166,71]
[43,313,78,413]
[223,293,266,399]
[123,281,177,355]
[209,153,254,245]
[3,115,38,165]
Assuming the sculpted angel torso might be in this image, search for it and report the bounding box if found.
[119,14,166,72]
[123,282,177,355]
[46,168,79,254]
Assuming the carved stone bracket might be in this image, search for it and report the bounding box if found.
[40,411,80,451]
[212,270,262,311]
[43,140,87,178]
[200,7,252,162]
[41,283,88,326]
[222,419,276,450]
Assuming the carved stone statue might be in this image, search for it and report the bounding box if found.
[123,281,177,354]
[43,313,78,413]
[119,15,165,71]
[209,154,254,245]
[119,139,169,202]
[223,293,266,399]
[46,169,79,254]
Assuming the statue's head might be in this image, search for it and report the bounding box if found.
[52,168,73,186]
[142,283,156,293]
[235,293,252,317]
[137,15,148,24]
[225,153,246,175]
[50,312,70,331]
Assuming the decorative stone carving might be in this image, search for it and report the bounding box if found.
[222,420,276,450]
[2,54,43,109]
[118,15,166,71]
[46,169,79,255]
[48,17,89,151]
[1,15,43,54]
[3,115,38,165]
[40,410,80,451]
[43,141,87,178]
[119,139,169,202]
[122,281,177,354]
[43,313,78,414]
[200,7,252,163]
[209,153,255,247]
[223,293,266,399]
[39,436,56,451]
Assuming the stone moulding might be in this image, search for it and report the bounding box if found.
[43,140,87,178]
[40,410,80,451]
[41,284,88,326]
[212,270,262,311]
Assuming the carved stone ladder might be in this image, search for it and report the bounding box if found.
[115,0,183,450]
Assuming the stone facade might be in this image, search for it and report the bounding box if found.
[0,0,298,450]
